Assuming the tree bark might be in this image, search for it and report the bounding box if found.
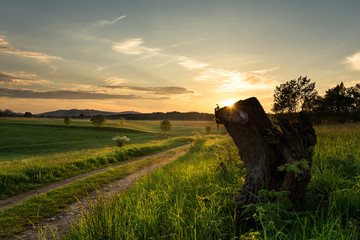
[215,97,316,221]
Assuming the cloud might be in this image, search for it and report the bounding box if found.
[195,68,275,93]
[0,88,168,100]
[94,15,127,26]
[104,86,195,95]
[0,36,62,63]
[176,57,208,70]
[112,38,160,56]
[105,77,128,85]
[345,51,360,70]
[0,72,51,85]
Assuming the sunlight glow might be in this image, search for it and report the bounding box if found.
[221,99,237,107]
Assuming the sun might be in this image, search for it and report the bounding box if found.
[221,99,237,107]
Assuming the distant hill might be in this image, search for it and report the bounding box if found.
[36,109,140,117]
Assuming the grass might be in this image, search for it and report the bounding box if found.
[0,145,191,239]
[65,123,360,240]
[0,136,192,200]
[66,137,242,239]
[0,118,225,161]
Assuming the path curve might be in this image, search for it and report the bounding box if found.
[0,144,189,211]
[13,146,190,240]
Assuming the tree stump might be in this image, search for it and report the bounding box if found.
[215,97,316,221]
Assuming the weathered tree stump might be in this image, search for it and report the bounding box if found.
[215,97,316,221]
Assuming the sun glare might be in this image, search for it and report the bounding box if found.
[222,99,237,107]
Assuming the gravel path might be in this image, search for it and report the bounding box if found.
[11,145,190,240]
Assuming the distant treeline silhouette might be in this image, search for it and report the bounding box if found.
[107,111,214,121]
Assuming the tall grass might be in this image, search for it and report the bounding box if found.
[0,137,192,200]
[67,138,242,239]
[66,123,360,240]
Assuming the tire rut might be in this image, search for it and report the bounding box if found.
[11,146,190,240]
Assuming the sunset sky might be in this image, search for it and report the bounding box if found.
[1,0,360,114]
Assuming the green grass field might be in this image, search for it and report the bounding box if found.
[0,118,225,161]
[0,118,225,200]
[66,123,360,239]
[1,118,359,239]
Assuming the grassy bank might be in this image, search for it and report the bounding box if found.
[0,137,192,200]
[0,145,191,239]
[66,123,360,239]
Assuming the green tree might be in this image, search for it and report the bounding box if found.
[160,119,171,136]
[90,115,106,128]
[119,117,125,127]
[63,116,72,126]
[272,76,317,113]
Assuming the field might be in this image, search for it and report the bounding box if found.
[67,123,360,239]
[0,118,225,161]
[0,118,359,239]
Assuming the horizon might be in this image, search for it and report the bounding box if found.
[1,0,360,114]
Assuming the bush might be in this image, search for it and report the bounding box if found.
[90,115,106,128]
[63,116,72,126]
[205,126,211,134]
[159,119,171,136]
[112,136,130,148]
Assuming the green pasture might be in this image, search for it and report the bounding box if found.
[66,123,360,239]
[0,117,224,161]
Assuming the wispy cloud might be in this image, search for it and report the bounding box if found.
[345,51,360,70]
[105,77,128,85]
[195,68,275,92]
[111,37,277,93]
[104,86,195,95]
[0,87,168,100]
[112,38,160,56]
[0,36,62,63]
[0,72,50,85]
[94,15,127,26]
[176,56,208,70]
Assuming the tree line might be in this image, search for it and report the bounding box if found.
[272,76,359,123]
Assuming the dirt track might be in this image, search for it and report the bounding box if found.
[4,145,189,239]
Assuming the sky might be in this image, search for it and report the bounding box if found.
[1,0,360,114]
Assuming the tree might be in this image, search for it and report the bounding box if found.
[23,112,33,117]
[321,82,353,113]
[272,76,317,113]
[216,97,316,222]
[63,116,72,126]
[90,115,106,128]
[119,117,125,127]
[160,119,171,136]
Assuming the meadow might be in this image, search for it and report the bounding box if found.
[66,123,360,239]
[0,118,225,201]
[0,118,223,161]
[0,117,359,239]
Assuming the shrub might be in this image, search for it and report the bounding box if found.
[112,136,130,148]
[119,117,125,127]
[63,116,72,126]
[205,125,211,134]
[90,115,106,128]
[159,119,171,137]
